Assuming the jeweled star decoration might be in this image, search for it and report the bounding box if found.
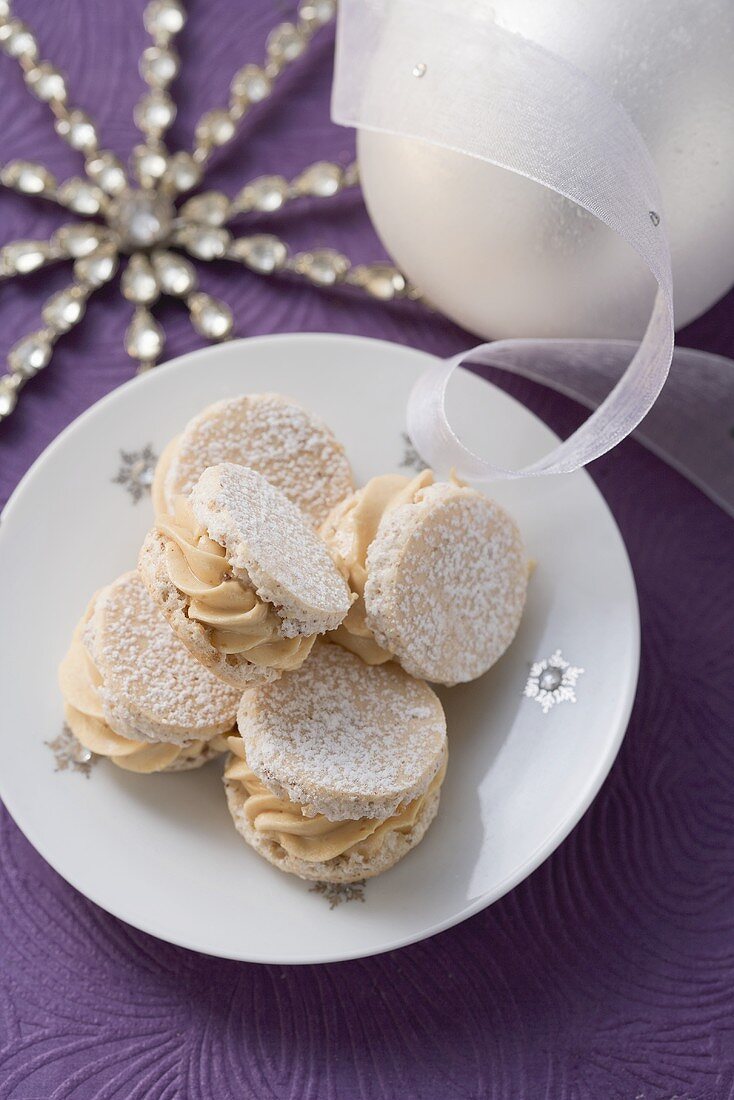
[0,0,416,423]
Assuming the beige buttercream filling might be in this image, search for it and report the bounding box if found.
[323,470,435,664]
[158,495,314,670]
[225,736,446,863]
[59,627,228,774]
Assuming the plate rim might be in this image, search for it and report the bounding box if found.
[0,332,639,964]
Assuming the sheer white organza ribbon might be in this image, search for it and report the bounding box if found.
[331,0,734,515]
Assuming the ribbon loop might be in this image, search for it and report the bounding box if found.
[332,0,675,481]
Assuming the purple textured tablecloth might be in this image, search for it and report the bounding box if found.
[1,3,733,1097]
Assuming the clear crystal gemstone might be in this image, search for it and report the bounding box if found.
[0,376,19,419]
[151,249,197,296]
[176,225,230,261]
[293,161,342,198]
[237,175,288,213]
[164,151,201,192]
[74,243,119,287]
[180,191,230,226]
[55,109,98,152]
[140,45,179,87]
[8,332,52,378]
[230,64,271,103]
[42,285,87,333]
[299,0,336,25]
[24,62,67,102]
[1,239,52,275]
[121,254,160,304]
[349,264,406,300]
[108,190,175,250]
[539,667,563,691]
[0,20,38,60]
[53,223,109,258]
[296,248,349,285]
[132,143,169,185]
[86,152,127,196]
[134,90,176,134]
[195,109,236,148]
[57,178,104,215]
[267,22,306,63]
[125,308,164,362]
[188,293,233,340]
[143,0,185,39]
[1,160,55,195]
[229,234,288,274]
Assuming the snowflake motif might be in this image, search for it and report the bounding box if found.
[523,648,584,714]
[399,431,425,473]
[309,879,367,909]
[46,724,96,777]
[112,443,157,503]
[0,0,416,424]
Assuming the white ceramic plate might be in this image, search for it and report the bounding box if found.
[0,334,638,964]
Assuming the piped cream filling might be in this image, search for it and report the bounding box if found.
[225,735,446,863]
[322,470,435,664]
[58,622,228,774]
[158,495,314,670]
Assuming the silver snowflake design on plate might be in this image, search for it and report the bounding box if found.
[112,443,157,503]
[0,0,416,424]
[309,880,366,909]
[46,724,96,777]
[523,649,584,714]
[399,430,425,473]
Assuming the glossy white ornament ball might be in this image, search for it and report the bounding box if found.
[358,0,734,339]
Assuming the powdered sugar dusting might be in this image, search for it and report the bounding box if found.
[164,394,354,527]
[240,643,446,821]
[90,571,240,735]
[191,464,352,635]
[366,485,528,684]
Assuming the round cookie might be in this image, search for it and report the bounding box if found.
[152,393,354,527]
[58,572,240,773]
[224,643,447,882]
[139,463,353,688]
[322,471,528,684]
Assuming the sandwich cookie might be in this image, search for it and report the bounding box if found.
[322,470,528,684]
[152,393,354,528]
[224,643,448,883]
[59,572,240,773]
[139,463,353,688]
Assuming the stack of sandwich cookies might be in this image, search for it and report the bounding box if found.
[56,389,532,893]
[152,393,354,528]
[224,643,448,883]
[322,470,528,684]
[139,463,353,688]
[59,572,240,773]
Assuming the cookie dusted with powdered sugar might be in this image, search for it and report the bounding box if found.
[58,572,240,774]
[152,393,354,527]
[224,643,447,883]
[139,463,353,688]
[321,470,528,684]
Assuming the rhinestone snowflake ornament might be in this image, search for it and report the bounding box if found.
[523,649,584,714]
[0,0,414,423]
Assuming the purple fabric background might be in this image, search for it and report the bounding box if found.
[1,3,733,1097]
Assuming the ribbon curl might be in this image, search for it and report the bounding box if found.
[332,0,734,514]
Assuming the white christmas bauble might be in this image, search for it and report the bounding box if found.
[358,0,734,339]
